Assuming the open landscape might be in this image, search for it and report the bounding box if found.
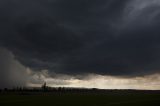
[0,89,160,106]
[1,0,160,106]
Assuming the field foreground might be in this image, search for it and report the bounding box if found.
[0,90,160,106]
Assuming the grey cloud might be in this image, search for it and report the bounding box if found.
[0,0,160,78]
[0,47,29,88]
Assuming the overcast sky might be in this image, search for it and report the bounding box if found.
[0,0,160,89]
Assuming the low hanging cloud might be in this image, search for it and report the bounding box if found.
[0,0,160,87]
[28,72,160,90]
[0,47,30,88]
[1,47,160,90]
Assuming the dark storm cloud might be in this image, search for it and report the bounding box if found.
[0,0,160,76]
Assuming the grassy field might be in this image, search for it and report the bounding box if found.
[0,91,160,106]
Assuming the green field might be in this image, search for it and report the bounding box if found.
[0,91,160,106]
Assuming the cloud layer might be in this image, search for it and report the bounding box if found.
[0,48,160,89]
[1,0,160,81]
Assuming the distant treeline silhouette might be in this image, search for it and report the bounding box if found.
[0,86,160,95]
[0,83,160,95]
[0,86,100,93]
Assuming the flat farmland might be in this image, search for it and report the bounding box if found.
[0,90,160,106]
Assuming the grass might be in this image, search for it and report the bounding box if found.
[0,91,160,106]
